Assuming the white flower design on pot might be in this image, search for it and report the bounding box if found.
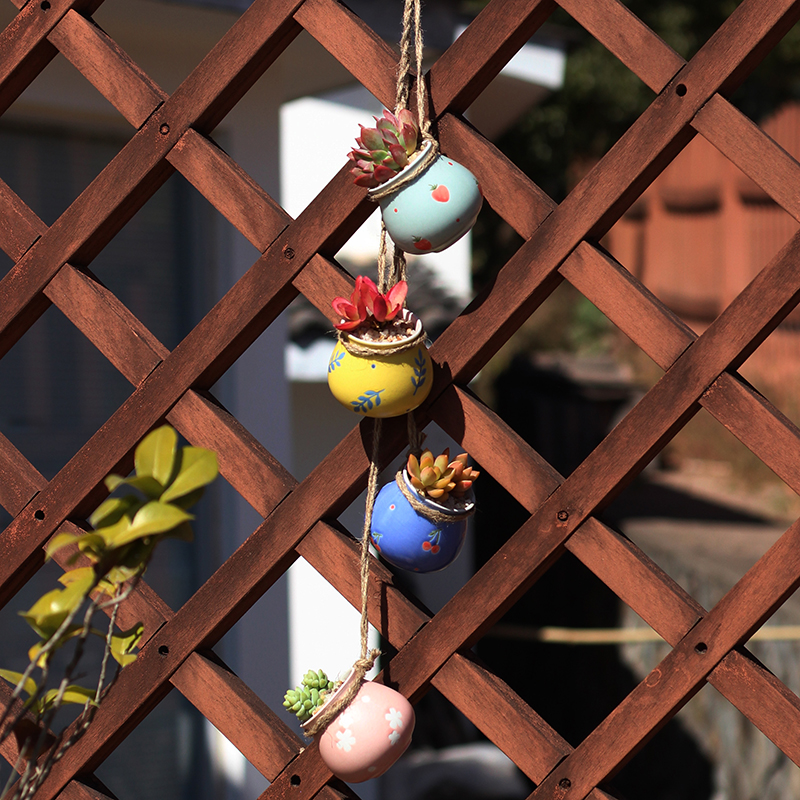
[339,711,354,728]
[336,729,356,752]
[385,708,404,729]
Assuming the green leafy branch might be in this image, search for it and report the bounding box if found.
[0,426,218,800]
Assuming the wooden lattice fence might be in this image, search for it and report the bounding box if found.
[3,0,800,798]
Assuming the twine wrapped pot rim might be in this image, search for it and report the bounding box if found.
[301,667,360,738]
[301,648,381,739]
[396,469,476,523]
[367,140,438,202]
[339,309,425,357]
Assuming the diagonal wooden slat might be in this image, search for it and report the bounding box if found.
[5,1,800,799]
[0,0,305,358]
[556,0,684,92]
[0,0,104,115]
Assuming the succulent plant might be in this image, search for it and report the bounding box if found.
[348,109,419,188]
[406,448,480,504]
[332,275,408,332]
[283,669,339,723]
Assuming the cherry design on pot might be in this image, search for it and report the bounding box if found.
[421,529,442,554]
[430,184,450,203]
[412,237,432,251]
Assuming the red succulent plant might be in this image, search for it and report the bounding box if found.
[332,276,408,332]
[348,109,419,189]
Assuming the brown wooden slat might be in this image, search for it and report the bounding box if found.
[0,0,104,116]
[170,651,300,780]
[167,129,288,252]
[709,649,800,767]
[0,431,39,514]
[0,0,305,359]
[3,0,800,797]
[171,650,354,800]
[562,241,800,500]
[48,9,167,128]
[560,242,694,370]
[556,0,684,92]
[294,0,398,109]
[694,93,800,223]
[0,161,364,608]
[0,177,42,259]
[48,266,165,383]
[433,653,572,781]
[534,515,800,798]
[428,0,556,116]
[379,222,800,708]
[437,113,555,239]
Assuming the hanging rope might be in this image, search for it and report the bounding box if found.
[369,0,438,204]
[303,419,383,739]
[307,0,430,739]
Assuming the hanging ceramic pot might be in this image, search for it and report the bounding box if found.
[302,670,415,783]
[327,308,432,418]
[370,468,476,573]
[370,142,483,254]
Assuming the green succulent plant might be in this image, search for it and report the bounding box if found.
[283,669,339,723]
[406,448,479,504]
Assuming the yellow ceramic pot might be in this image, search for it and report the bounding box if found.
[327,312,432,418]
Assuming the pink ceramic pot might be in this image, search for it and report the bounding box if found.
[305,672,415,782]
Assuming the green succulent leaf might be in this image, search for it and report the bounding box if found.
[110,501,193,547]
[135,426,178,489]
[160,447,218,503]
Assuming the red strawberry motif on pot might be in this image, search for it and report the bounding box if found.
[413,236,432,251]
[430,184,450,203]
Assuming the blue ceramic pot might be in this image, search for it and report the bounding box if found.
[372,143,483,254]
[370,473,474,573]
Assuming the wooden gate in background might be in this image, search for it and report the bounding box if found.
[3,0,800,798]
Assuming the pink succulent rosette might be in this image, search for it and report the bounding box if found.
[306,671,415,783]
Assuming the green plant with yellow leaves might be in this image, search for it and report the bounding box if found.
[0,425,218,800]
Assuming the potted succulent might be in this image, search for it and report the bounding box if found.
[284,668,414,783]
[370,448,479,572]
[327,275,432,417]
[349,109,483,254]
